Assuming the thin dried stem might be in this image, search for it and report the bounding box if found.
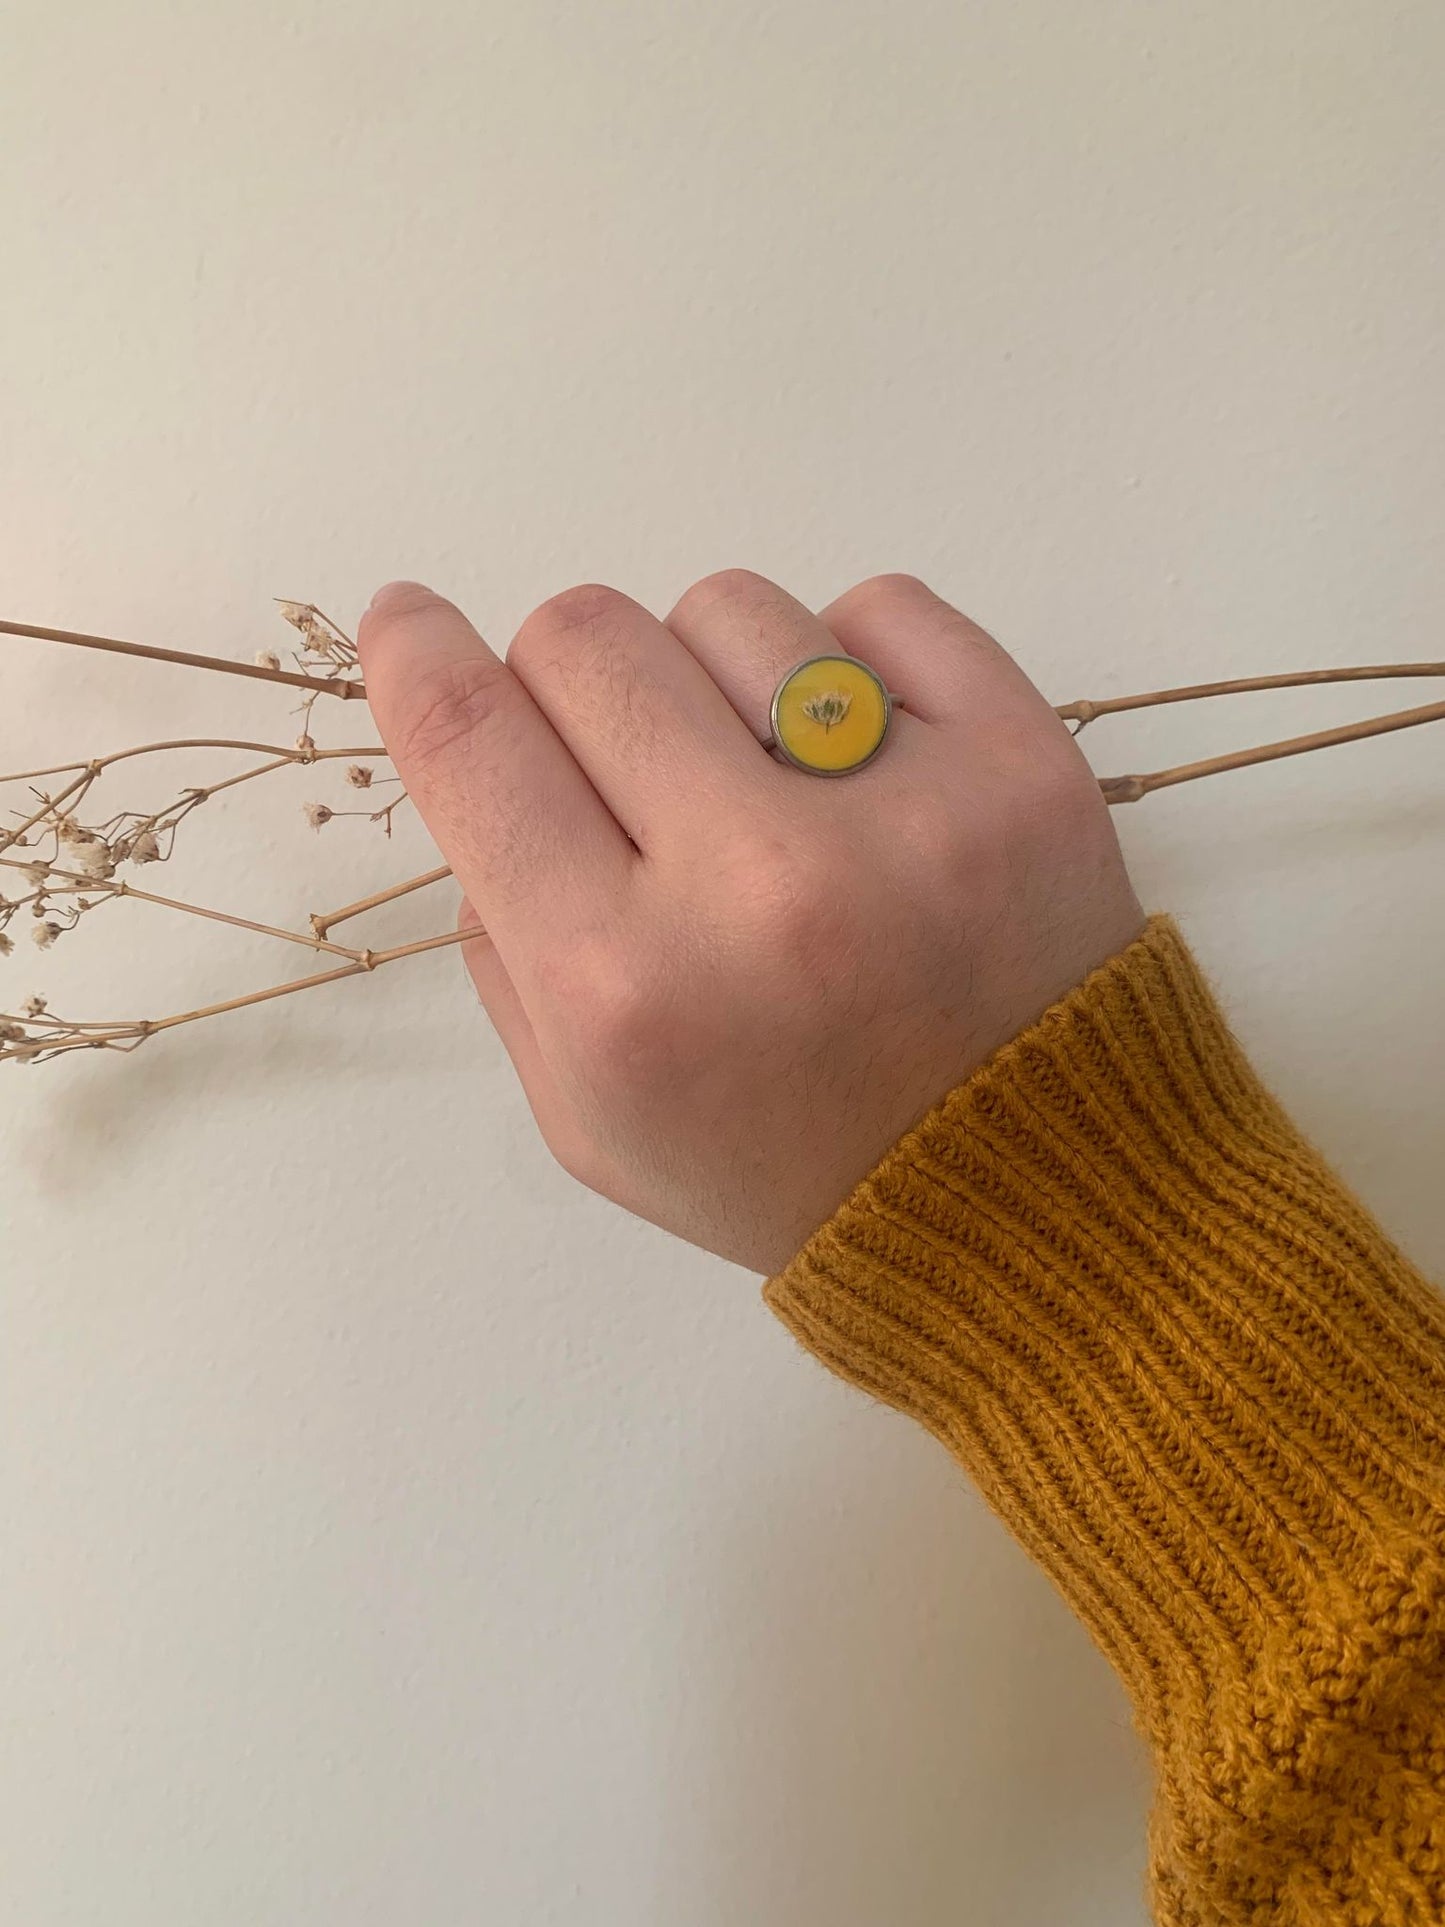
[312,865,453,937]
[113,883,364,960]
[1100,694,1445,804]
[0,856,363,958]
[0,740,387,786]
[1057,660,1445,728]
[1,926,481,1062]
[0,618,367,698]
[2,769,96,855]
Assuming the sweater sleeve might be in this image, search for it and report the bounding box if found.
[764,915,1445,1926]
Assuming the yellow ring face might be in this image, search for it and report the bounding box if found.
[770,655,891,774]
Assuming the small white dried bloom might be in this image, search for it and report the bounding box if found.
[23,995,46,1017]
[276,600,331,653]
[0,933,12,959]
[128,830,161,865]
[31,920,60,950]
[22,861,50,888]
[254,649,283,671]
[345,764,374,789]
[0,1019,24,1042]
[303,802,334,830]
[58,831,114,880]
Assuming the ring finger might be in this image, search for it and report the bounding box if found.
[664,569,929,769]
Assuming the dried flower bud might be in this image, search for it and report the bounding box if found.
[0,933,12,959]
[254,649,283,671]
[303,803,334,830]
[31,920,60,950]
[277,601,329,653]
[345,764,374,789]
[23,995,46,1017]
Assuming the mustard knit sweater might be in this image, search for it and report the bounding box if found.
[765,916,1445,1925]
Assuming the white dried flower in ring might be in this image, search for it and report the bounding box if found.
[0,933,13,959]
[31,920,60,949]
[23,995,46,1017]
[254,649,283,671]
[128,830,162,865]
[303,803,334,831]
[22,861,50,888]
[801,690,853,732]
[345,764,374,789]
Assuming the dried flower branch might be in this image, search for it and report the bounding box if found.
[2,602,1441,1068]
[0,614,367,699]
[1092,693,1445,804]
[1056,659,1445,727]
[0,928,480,1063]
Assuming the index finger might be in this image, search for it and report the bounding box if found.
[357,582,636,956]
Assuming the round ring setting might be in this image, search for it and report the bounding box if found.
[765,653,900,776]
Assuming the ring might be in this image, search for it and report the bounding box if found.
[761,653,904,776]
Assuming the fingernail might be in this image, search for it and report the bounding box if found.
[366,579,436,616]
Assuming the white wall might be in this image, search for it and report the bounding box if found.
[2,3,1442,1922]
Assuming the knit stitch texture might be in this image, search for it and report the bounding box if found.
[765,915,1445,1924]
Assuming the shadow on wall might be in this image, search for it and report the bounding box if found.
[656,1403,1152,1927]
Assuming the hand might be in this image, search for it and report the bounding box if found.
[358,571,1145,1272]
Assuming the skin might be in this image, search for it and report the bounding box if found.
[357,571,1146,1273]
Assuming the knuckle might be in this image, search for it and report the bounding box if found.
[669,566,775,625]
[542,1121,608,1194]
[856,570,931,599]
[388,657,510,772]
[832,571,931,617]
[586,973,666,1081]
[507,583,631,684]
[541,936,666,1083]
[721,828,851,981]
[522,581,628,643]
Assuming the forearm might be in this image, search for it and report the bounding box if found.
[766,916,1445,1925]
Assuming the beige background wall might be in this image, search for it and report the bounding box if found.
[2,3,1442,1922]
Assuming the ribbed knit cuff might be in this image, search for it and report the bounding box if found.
[765,916,1445,1731]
